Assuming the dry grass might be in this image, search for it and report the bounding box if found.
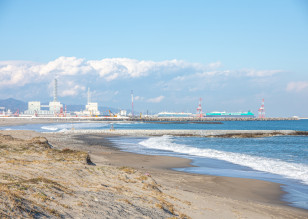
[143,182,162,193]
[0,133,192,218]
[0,176,72,217]
[136,175,148,181]
[117,198,133,205]
[46,148,88,163]
[0,173,24,182]
[0,186,61,218]
[0,134,82,217]
[118,166,136,174]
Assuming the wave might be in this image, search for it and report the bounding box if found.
[41,126,59,131]
[58,128,69,133]
[139,135,308,185]
[40,123,109,132]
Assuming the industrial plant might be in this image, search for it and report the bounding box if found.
[18,78,126,118]
[0,77,269,120]
[24,79,64,116]
[74,88,100,117]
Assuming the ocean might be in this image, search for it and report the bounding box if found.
[1,119,308,209]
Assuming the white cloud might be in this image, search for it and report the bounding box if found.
[147,95,165,103]
[286,81,308,92]
[61,85,86,97]
[87,58,156,79]
[197,70,231,77]
[105,73,119,81]
[207,61,222,69]
[134,96,144,101]
[0,57,207,87]
[31,56,91,76]
[0,64,36,86]
[58,81,86,97]
[0,56,285,94]
[245,69,282,77]
[87,58,198,80]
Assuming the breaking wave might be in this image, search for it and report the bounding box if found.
[139,135,308,185]
[41,123,109,132]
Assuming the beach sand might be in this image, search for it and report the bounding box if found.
[1,129,308,218]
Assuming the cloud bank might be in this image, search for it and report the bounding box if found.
[0,56,281,88]
[286,81,308,92]
[1,56,297,117]
[147,96,165,103]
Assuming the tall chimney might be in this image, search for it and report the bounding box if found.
[53,78,58,102]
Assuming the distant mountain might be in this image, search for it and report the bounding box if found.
[0,98,27,112]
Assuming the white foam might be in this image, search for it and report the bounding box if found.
[40,123,108,132]
[139,135,308,185]
[114,122,142,125]
[58,128,69,133]
[41,126,58,131]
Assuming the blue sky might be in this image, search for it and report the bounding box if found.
[0,0,307,116]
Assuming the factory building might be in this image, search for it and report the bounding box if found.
[28,101,41,112]
[85,102,99,115]
[24,78,63,116]
[85,88,100,116]
[119,110,127,117]
[75,88,100,116]
[48,78,63,114]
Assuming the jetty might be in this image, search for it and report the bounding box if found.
[64,129,308,138]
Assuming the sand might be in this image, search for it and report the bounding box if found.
[0,129,307,218]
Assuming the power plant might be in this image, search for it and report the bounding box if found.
[75,88,100,116]
[24,79,64,116]
[1,77,272,120]
[22,78,105,117]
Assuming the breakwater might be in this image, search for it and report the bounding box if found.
[63,129,307,138]
[132,117,298,122]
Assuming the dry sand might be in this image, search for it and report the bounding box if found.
[0,130,308,218]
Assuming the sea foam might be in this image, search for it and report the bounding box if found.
[41,123,109,132]
[139,135,308,185]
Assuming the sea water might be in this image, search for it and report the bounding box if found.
[2,119,308,132]
[111,135,308,208]
[1,119,308,209]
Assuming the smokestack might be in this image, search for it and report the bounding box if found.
[53,78,58,102]
[87,88,91,104]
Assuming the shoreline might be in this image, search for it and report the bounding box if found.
[1,129,308,217]
[37,132,308,214]
[53,133,300,205]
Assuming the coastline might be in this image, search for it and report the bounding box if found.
[1,130,307,218]
[46,133,302,206]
